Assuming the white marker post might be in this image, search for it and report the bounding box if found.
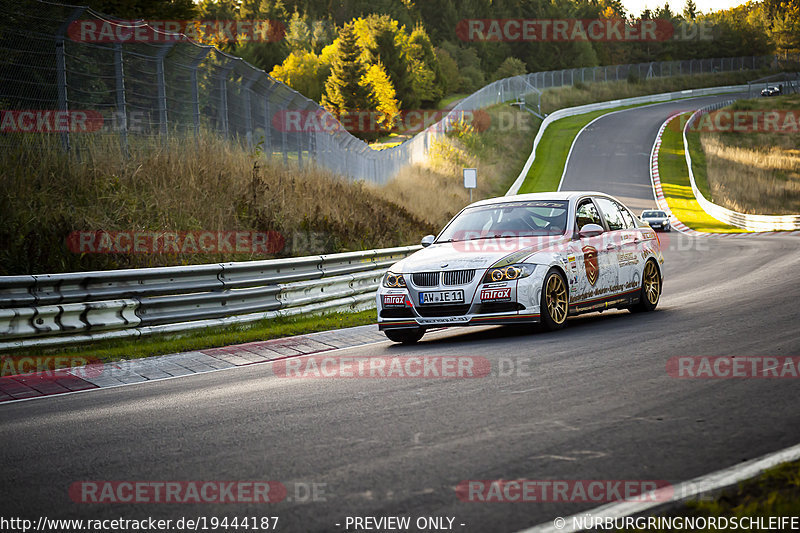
[463,168,477,203]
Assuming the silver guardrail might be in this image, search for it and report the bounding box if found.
[683,103,800,231]
[0,246,420,350]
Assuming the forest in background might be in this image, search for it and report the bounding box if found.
[70,0,800,140]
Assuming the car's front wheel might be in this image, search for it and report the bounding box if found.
[540,268,569,331]
[384,327,425,344]
[631,259,661,312]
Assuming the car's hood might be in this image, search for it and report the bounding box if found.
[395,235,568,272]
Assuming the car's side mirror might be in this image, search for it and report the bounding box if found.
[579,223,604,238]
[421,235,435,247]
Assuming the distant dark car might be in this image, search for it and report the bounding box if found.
[761,86,781,97]
[641,210,671,232]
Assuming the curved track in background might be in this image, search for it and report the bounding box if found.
[2,96,799,533]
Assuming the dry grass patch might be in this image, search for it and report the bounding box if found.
[0,135,435,274]
[372,105,536,228]
[696,95,800,215]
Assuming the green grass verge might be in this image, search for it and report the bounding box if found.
[621,459,800,531]
[1,309,378,365]
[659,114,746,233]
[516,109,609,194]
[516,102,657,194]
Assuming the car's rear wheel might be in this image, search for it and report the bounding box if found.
[632,259,661,312]
[540,268,568,331]
[384,327,425,344]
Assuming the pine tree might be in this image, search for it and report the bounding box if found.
[321,23,373,114]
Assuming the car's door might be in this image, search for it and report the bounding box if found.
[595,197,640,298]
[567,198,615,309]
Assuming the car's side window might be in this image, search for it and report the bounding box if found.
[575,200,603,231]
[595,198,625,231]
[616,202,637,229]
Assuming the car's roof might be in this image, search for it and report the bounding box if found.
[467,191,613,209]
[642,210,666,215]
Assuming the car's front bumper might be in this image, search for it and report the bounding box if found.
[377,276,543,330]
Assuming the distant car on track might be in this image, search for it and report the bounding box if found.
[377,192,665,343]
[640,209,671,232]
[760,86,781,97]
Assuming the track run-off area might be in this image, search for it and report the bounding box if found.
[2,95,799,532]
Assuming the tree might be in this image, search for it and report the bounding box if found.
[270,50,329,102]
[285,10,311,52]
[354,15,417,109]
[435,48,460,94]
[492,57,526,82]
[362,63,400,134]
[406,25,444,107]
[321,23,373,116]
[683,0,698,20]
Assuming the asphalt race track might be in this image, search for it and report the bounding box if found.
[3,96,799,532]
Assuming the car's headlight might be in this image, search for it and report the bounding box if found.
[383,272,407,288]
[483,264,535,283]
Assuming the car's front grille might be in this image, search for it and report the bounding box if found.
[442,269,475,286]
[411,272,439,287]
[415,304,472,317]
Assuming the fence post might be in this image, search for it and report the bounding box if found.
[55,6,86,153]
[242,70,262,148]
[214,58,235,138]
[189,46,211,141]
[262,82,277,160]
[113,43,129,158]
[155,42,175,144]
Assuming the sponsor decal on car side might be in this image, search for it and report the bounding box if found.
[582,245,599,286]
[618,252,639,267]
[383,294,409,307]
[480,288,512,301]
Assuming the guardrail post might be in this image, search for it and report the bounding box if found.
[113,43,129,158]
[155,42,175,144]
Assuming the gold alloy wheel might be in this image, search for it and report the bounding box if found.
[546,274,568,324]
[643,261,661,305]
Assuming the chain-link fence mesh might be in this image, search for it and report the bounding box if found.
[0,0,782,185]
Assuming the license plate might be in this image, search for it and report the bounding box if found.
[419,290,464,305]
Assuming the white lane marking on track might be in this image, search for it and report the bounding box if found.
[515,442,800,533]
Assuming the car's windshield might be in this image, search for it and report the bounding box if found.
[437,200,569,242]
[642,211,666,218]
